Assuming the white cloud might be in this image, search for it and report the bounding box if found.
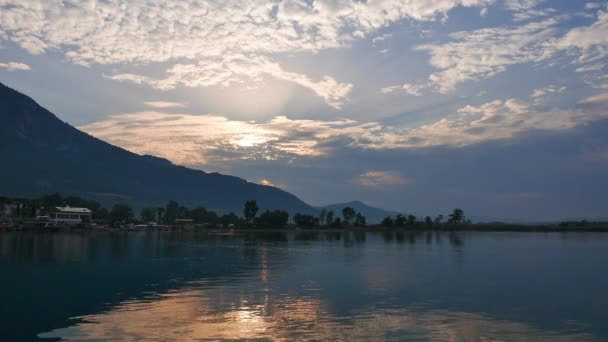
[0,0,491,107]
[144,101,187,109]
[404,10,608,94]
[578,92,608,105]
[402,83,428,96]
[504,0,556,22]
[372,33,392,44]
[530,85,566,102]
[353,171,411,189]
[0,61,30,71]
[110,55,353,109]
[480,7,488,17]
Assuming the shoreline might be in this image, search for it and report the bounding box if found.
[2,224,608,233]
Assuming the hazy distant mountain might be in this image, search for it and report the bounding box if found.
[317,200,399,224]
[0,82,316,214]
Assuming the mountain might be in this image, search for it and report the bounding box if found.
[317,201,399,224]
[0,82,316,214]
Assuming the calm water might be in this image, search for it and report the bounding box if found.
[1,231,607,341]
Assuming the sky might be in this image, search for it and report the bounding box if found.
[1,0,607,221]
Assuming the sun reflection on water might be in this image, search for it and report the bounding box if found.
[39,285,592,342]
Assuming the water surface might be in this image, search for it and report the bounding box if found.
[1,231,606,341]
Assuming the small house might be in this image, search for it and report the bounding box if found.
[47,206,92,226]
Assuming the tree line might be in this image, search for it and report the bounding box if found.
[1,194,466,229]
[381,208,471,227]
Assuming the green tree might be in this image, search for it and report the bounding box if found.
[448,208,465,225]
[243,200,259,224]
[140,207,157,222]
[342,207,356,226]
[381,216,394,227]
[110,204,133,226]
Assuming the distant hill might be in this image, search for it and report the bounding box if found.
[317,201,399,224]
[0,82,316,214]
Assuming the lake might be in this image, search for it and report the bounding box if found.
[1,230,607,341]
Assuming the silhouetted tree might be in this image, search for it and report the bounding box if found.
[354,213,367,227]
[95,207,109,221]
[424,216,433,226]
[140,208,157,222]
[325,210,334,226]
[293,213,316,227]
[221,212,240,227]
[331,217,343,228]
[407,214,417,225]
[434,214,444,225]
[448,208,465,224]
[156,207,165,224]
[110,204,133,226]
[244,200,259,224]
[395,214,406,227]
[342,207,356,226]
[257,210,289,227]
[41,193,64,208]
[381,216,394,227]
[191,206,218,224]
[319,209,327,226]
[164,200,180,224]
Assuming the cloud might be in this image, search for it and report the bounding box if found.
[405,10,608,94]
[259,179,276,187]
[530,85,566,103]
[80,92,608,167]
[353,171,411,189]
[380,83,427,96]
[0,0,490,108]
[0,61,30,71]
[144,101,187,109]
[372,33,392,44]
[480,7,488,17]
[578,92,608,105]
[504,0,556,22]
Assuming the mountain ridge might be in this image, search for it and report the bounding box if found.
[0,82,315,214]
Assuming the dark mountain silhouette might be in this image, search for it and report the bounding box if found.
[0,82,315,214]
[317,200,399,224]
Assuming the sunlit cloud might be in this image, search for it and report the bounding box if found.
[80,92,608,167]
[144,101,187,109]
[259,179,275,187]
[353,171,411,189]
[0,61,30,71]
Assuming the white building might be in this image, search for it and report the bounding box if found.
[47,206,92,225]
